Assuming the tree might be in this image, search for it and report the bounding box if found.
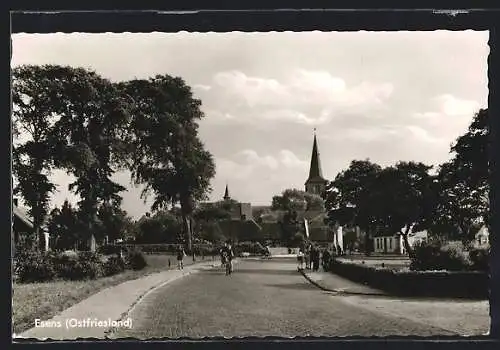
[96,201,132,244]
[271,189,323,246]
[325,160,382,254]
[118,76,215,252]
[45,66,131,244]
[12,65,59,249]
[46,200,80,250]
[427,109,489,243]
[373,161,434,255]
[13,65,132,247]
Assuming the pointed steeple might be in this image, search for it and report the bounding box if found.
[223,183,230,200]
[305,129,327,196]
[307,130,325,181]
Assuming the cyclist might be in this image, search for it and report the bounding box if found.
[220,240,235,275]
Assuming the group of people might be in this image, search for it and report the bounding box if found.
[175,241,235,275]
[297,243,322,272]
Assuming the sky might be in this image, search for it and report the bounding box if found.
[11,31,489,219]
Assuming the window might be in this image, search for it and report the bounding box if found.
[389,239,392,250]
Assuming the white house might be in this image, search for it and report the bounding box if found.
[474,226,489,247]
[373,230,428,255]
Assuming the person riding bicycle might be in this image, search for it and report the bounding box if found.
[220,240,234,275]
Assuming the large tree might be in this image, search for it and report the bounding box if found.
[373,161,434,255]
[46,66,131,244]
[325,160,382,254]
[12,65,60,249]
[13,65,132,247]
[429,109,489,242]
[118,76,216,252]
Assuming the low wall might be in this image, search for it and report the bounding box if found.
[330,259,488,299]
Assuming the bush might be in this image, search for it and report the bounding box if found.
[469,247,489,272]
[53,251,103,280]
[15,250,57,283]
[101,256,125,276]
[410,240,480,271]
[124,247,147,270]
[97,245,122,255]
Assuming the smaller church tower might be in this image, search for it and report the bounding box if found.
[305,130,328,197]
[223,183,231,201]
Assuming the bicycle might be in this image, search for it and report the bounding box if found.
[225,260,232,275]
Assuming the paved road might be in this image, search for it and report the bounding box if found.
[111,258,457,338]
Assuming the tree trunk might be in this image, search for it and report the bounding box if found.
[400,225,412,257]
[182,213,192,252]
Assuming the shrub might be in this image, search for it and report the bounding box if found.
[97,245,122,255]
[15,250,57,283]
[53,251,103,280]
[101,256,126,276]
[410,240,476,271]
[124,247,147,270]
[439,243,473,271]
[469,247,489,272]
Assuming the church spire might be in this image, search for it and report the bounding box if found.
[305,129,327,196]
[223,183,230,200]
[307,129,324,181]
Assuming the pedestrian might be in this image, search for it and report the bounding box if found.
[177,244,186,270]
[297,248,305,270]
[313,246,320,272]
[308,244,314,270]
[304,244,310,269]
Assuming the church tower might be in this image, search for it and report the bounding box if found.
[223,183,231,201]
[305,131,328,197]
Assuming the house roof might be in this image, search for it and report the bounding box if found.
[13,206,33,228]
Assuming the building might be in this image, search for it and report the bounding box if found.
[304,132,328,197]
[12,198,53,255]
[374,230,428,255]
[200,184,253,221]
[199,184,261,241]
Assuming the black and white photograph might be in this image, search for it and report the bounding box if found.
[11,28,491,339]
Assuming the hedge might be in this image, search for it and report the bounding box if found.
[328,259,488,299]
[14,248,145,283]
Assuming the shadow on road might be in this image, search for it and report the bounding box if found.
[265,283,317,291]
[231,268,298,276]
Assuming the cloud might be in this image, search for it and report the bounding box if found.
[279,150,309,169]
[412,94,483,142]
[207,69,394,125]
[193,84,212,91]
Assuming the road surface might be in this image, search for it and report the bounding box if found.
[111,258,460,338]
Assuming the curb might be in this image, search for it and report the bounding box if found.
[16,259,217,340]
[298,269,387,297]
[105,258,241,338]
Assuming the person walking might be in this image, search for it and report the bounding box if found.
[312,246,320,272]
[304,244,311,269]
[177,244,186,270]
[297,248,305,270]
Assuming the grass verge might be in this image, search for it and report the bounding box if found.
[12,254,214,334]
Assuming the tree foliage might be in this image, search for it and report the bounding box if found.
[12,65,59,247]
[271,189,324,246]
[117,76,216,251]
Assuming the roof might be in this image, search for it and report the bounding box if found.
[305,133,327,183]
[13,206,33,228]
